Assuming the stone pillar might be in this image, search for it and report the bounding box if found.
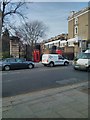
[74,43,80,58]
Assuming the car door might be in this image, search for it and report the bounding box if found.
[58,55,64,65]
[20,58,28,68]
[7,58,18,69]
[15,58,27,69]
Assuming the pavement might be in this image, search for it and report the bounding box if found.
[2,81,89,118]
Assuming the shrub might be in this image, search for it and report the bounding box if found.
[2,52,10,59]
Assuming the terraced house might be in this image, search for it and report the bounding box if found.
[68,6,90,53]
[42,6,90,60]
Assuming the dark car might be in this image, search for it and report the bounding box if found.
[0,58,35,71]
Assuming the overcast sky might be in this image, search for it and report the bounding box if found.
[10,2,88,40]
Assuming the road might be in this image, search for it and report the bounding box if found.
[2,63,88,97]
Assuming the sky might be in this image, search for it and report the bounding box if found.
[10,2,89,40]
[25,2,88,39]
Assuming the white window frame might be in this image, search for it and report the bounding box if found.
[75,26,78,35]
[75,17,78,25]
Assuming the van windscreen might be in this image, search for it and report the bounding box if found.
[80,53,90,59]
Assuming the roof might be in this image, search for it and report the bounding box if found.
[10,36,20,41]
[68,7,90,20]
[44,39,61,45]
[67,38,78,42]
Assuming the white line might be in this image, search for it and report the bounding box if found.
[4,80,12,83]
[2,72,20,75]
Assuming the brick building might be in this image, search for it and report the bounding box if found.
[10,36,25,58]
[68,7,90,52]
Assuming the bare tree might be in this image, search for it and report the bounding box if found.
[16,20,47,45]
[1,0,28,31]
[15,20,47,60]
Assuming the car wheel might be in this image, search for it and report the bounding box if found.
[4,66,10,71]
[43,64,47,66]
[74,67,77,70]
[87,66,90,72]
[49,62,54,67]
[28,64,34,69]
[64,62,69,66]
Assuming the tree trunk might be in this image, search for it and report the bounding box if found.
[31,41,34,61]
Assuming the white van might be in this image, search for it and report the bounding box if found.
[42,54,69,67]
[74,49,90,71]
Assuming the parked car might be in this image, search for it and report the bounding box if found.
[0,58,35,71]
[42,54,69,67]
[73,49,90,71]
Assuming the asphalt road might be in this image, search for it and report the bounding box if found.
[2,63,88,97]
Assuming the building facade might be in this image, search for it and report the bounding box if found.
[10,38,20,58]
[68,7,90,51]
[2,29,10,58]
[10,36,25,58]
[43,34,68,50]
[0,8,2,58]
[41,7,90,59]
[0,10,2,36]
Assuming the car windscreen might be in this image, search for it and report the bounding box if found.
[76,53,84,59]
[80,53,90,59]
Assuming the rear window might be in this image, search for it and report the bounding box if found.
[7,58,16,62]
[42,55,48,59]
[15,58,22,62]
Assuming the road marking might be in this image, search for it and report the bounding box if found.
[3,79,12,82]
[2,71,21,75]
